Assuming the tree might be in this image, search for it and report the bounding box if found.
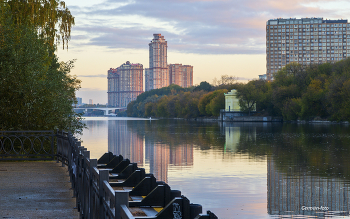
[339,79,350,121]
[236,81,266,115]
[193,81,212,92]
[156,96,169,117]
[207,90,227,116]
[212,74,237,86]
[0,4,82,133]
[198,91,215,116]
[281,98,301,121]
[198,89,227,116]
[326,77,349,121]
[4,0,74,49]
[300,79,327,119]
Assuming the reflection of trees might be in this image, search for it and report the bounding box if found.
[122,120,350,180]
[126,120,225,151]
[273,124,350,179]
[232,123,281,157]
[236,123,350,179]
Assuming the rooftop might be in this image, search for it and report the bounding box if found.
[267,17,348,25]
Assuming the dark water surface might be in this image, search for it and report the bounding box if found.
[80,117,350,219]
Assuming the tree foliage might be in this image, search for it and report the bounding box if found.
[193,81,212,92]
[127,80,230,118]
[236,61,350,121]
[0,2,82,132]
[236,80,268,115]
[3,0,74,49]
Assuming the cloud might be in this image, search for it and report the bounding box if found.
[67,0,347,55]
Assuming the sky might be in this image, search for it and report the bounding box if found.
[56,0,350,104]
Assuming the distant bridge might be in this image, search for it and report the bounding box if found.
[73,107,127,116]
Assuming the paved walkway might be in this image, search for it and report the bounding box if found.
[0,161,79,219]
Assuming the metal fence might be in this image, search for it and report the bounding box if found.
[1,130,218,219]
[0,131,55,160]
[57,132,218,219]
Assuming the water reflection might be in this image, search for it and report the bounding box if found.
[108,120,144,166]
[223,122,350,218]
[107,120,194,182]
[222,123,257,154]
[82,118,350,218]
[268,157,350,218]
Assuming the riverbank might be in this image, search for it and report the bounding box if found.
[178,116,350,124]
[85,115,350,124]
[295,120,350,124]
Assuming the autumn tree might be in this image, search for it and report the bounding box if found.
[4,0,75,49]
[207,89,227,116]
[299,79,327,119]
[198,89,227,116]
[0,2,82,132]
[236,80,268,115]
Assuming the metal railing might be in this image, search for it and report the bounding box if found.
[57,132,218,218]
[1,130,218,219]
[0,131,55,160]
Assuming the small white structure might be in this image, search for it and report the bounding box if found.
[224,89,241,112]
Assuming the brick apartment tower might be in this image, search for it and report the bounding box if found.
[107,61,143,107]
[168,64,193,88]
[145,34,168,91]
[266,17,350,81]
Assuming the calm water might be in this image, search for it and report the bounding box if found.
[80,117,350,219]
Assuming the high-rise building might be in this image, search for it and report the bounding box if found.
[145,34,168,91]
[266,17,350,81]
[168,64,193,88]
[107,61,143,107]
[76,97,82,106]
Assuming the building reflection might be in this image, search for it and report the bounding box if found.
[145,141,170,183]
[221,122,257,154]
[224,127,240,153]
[108,120,143,166]
[108,120,193,183]
[267,157,350,217]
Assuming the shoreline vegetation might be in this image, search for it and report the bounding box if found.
[127,60,350,123]
[0,1,83,133]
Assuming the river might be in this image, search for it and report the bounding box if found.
[80,117,350,219]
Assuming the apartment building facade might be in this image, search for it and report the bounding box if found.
[107,61,143,107]
[266,17,350,80]
[145,34,169,91]
[168,64,193,88]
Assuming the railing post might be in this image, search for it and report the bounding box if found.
[77,146,86,214]
[50,130,55,160]
[99,170,109,219]
[115,191,129,219]
[89,159,97,219]
[83,150,90,218]
[56,130,60,163]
